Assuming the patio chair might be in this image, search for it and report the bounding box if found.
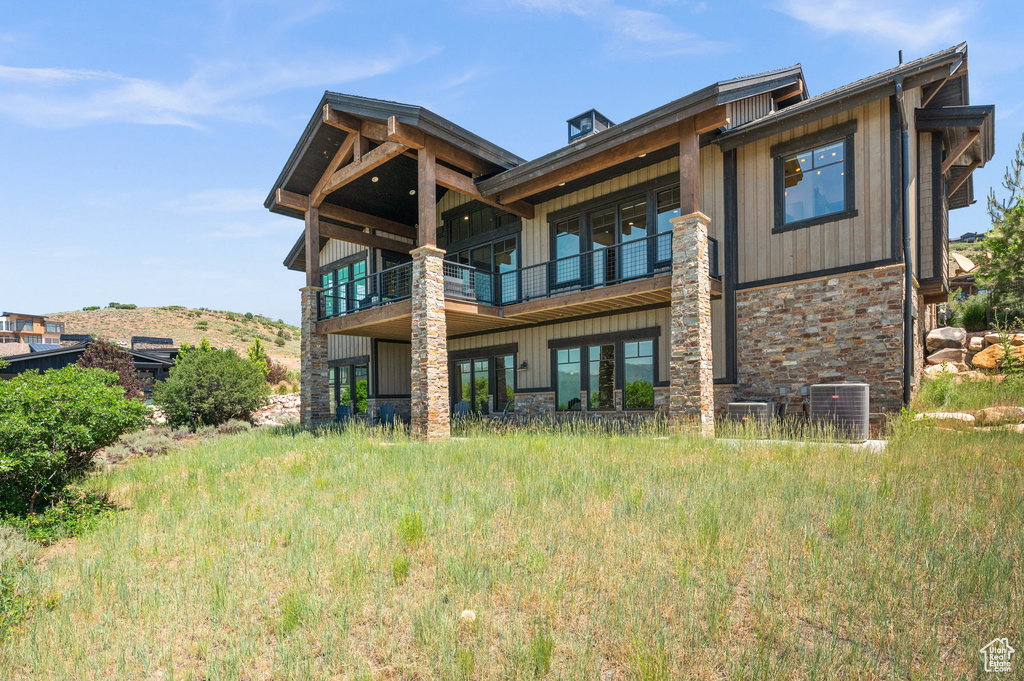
[452,400,472,421]
[335,404,351,425]
[378,402,395,427]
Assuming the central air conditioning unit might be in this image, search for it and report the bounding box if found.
[727,401,775,427]
[808,383,870,441]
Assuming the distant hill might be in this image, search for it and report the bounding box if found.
[49,306,301,370]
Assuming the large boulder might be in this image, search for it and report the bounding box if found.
[926,327,967,352]
[927,348,967,365]
[984,332,1024,347]
[975,406,1024,426]
[985,333,1001,346]
[972,344,1024,370]
[914,412,976,428]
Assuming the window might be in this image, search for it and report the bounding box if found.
[45,323,62,333]
[555,348,582,411]
[555,336,657,412]
[22,335,42,344]
[655,187,680,264]
[16,320,33,332]
[553,217,581,287]
[773,124,857,232]
[442,205,520,250]
[332,363,368,415]
[588,344,615,410]
[322,257,367,317]
[623,340,655,409]
[452,352,515,414]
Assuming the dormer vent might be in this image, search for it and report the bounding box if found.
[567,109,613,143]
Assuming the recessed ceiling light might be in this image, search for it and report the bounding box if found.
[558,182,566,187]
[409,189,416,195]
[638,153,647,158]
[371,176,379,183]
[464,215,469,220]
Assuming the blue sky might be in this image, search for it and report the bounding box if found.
[1,0,1021,325]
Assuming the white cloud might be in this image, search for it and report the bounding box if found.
[162,188,268,214]
[504,0,726,56]
[777,0,967,50]
[0,40,435,129]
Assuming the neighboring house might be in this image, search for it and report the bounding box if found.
[0,311,65,352]
[0,340,177,398]
[951,231,986,243]
[265,43,994,440]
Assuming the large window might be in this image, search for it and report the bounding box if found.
[440,205,520,250]
[45,322,62,334]
[322,257,367,317]
[554,336,657,411]
[331,363,368,416]
[16,320,33,332]
[452,352,515,414]
[655,187,680,264]
[773,124,856,232]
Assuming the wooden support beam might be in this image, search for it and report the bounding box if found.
[351,132,367,164]
[678,118,700,215]
[322,105,361,133]
[693,105,730,135]
[418,145,437,247]
[319,221,414,255]
[435,165,535,220]
[494,125,682,205]
[318,140,407,199]
[948,159,981,197]
[359,119,388,142]
[275,189,417,240]
[304,206,320,287]
[388,116,498,176]
[311,134,356,207]
[941,130,980,174]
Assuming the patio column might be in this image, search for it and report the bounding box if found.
[299,286,330,427]
[410,246,450,441]
[410,144,450,441]
[669,212,715,436]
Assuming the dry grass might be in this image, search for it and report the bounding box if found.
[1,420,1021,679]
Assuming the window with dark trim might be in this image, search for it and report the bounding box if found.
[322,255,368,317]
[772,122,857,232]
[451,351,516,414]
[330,363,368,415]
[552,334,658,412]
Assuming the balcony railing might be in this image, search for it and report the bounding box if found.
[317,235,719,320]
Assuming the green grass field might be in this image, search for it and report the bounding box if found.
[1,422,1021,679]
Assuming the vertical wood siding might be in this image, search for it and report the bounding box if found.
[918,132,934,280]
[377,341,411,394]
[727,94,772,129]
[735,98,898,284]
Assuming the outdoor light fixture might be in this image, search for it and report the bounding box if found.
[409,189,416,195]
[371,176,379,183]
[517,361,528,371]
[638,153,647,158]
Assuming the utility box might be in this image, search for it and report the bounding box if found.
[727,401,775,427]
[809,383,870,441]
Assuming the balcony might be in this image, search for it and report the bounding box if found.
[317,233,720,337]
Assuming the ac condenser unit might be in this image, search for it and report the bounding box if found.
[808,383,870,441]
[727,402,775,427]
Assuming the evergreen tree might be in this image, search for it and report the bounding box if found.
[980,132,1024,290]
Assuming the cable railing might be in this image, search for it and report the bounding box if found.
[318,261,412,320]
[317,235,719,320]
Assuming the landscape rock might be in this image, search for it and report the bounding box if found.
[252,392,300,426]
[914,412,976,427]
[971,344,1024,370]
[927,348,967,365]
[974,406,1024,426]
[923,363,959,378]
[925,327,967,352]
[969,336,984,352]
[985,333,1001,346]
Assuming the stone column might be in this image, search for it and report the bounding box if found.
[669,212,715,436]
[300,286,330,428]
[410,246,450,441]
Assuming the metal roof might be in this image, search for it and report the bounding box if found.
[28,344,60,352]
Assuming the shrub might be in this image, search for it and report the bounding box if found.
[117,429,175,457]
[3,489,117,544]
[625,379,654,410]
[0,366,147,515]
[217,419,252,435]
[194,320,208,330]
[77,340,147,400]
[152,348,269,430]
[274,337,285,347]
[948,293,989,331]
[247,338,270,378]
[82,306,100,311]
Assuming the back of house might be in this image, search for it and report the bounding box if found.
[266,43,994,438]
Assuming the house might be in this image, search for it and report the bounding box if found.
[0,340,177,398]
[948,252,981,297]
[265,43,994,440]
[951,231,986,243]
[0,311,65,354]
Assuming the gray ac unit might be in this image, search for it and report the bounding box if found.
[727,401,775,427]
[809,383,870,441]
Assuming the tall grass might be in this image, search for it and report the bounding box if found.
[1,422,1020,679]
[914,373,1024,412]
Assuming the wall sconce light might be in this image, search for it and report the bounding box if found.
[517,361,529,371]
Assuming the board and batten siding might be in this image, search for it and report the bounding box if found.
[735,97,906,284]
[376,341,411,395]
[918,131,934,280]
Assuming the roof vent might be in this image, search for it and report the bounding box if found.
[567,109,613,144]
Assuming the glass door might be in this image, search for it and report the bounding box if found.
[619,199,648,280]
[589,209,616,287]
[452,358,494,415]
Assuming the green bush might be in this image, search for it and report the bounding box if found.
[948,293,990,331]
[2,489,117,544]
[152,348,269,430]
[194,320,208,330]
[624,379,654,409]
[82,306,100,311]
[0,366,148,515]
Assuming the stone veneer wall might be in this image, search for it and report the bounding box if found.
[299,286,330,427]
[409,247,450,441]
[514,391,554,415]
[733,264,907,414]
[669,212,715,436]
